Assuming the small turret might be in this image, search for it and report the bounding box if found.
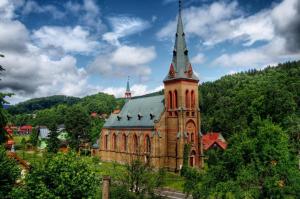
[125,76,132,99]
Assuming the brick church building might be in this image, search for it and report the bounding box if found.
[99,1,204,171]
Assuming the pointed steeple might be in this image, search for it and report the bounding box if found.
[125,76,132,99]
[164,0,199,82]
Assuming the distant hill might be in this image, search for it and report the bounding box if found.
[7,95,80,115]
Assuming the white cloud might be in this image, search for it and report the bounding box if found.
[89,45,156,80]
[103,16,150,46]
[33,26,100,54]
[111,46,156,66]
[0,20,29,52]
[103,84,163,98]
[212,0,300,68]
[157,1,274,46]
[22,0,65,19]
[191,53,205,64]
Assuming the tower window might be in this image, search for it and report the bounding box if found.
[191,90,195,108]
[185,90,190,108]
[168,91,173,109]
[174,90,178,108]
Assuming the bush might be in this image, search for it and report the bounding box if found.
[0,145,20,197]
[12,152,100,198]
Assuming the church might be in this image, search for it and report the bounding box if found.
[99,1,204,171]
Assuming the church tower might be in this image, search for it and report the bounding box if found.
[164,0,203,171]
[125,77,132,99]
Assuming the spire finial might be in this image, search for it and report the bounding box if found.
[179,0,182,14]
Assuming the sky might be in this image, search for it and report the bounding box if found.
[0,0,299,104]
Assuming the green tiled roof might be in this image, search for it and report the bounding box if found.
[104,95,165,128]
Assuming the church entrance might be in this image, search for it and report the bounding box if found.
[189,150,196,167]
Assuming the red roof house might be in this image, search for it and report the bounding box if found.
[19,125,33,134]
[202,132,227,150]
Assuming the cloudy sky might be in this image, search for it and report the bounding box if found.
[0,0,299,104]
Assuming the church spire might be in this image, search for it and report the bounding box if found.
[164,0,199,82]
[125,76,132,99]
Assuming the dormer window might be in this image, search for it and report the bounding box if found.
[184,49,188,55]
[150,113,155,120]
[138,113,143,120]
[117,115,122,121]
[127,114,132,120]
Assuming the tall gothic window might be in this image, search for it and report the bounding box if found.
[104,134,108,150]
[185,90,190,108]
[174,90,178,108]
[112,133,117,151]
[145,135,151,153]
[168,91,173,109]
[123,134,127,152]
[133,134,138,153]
[191,90,195,108]
[191,133,194,143]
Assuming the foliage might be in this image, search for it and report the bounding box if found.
[0,145,20,197]
[29,128,39,147]
[0,93,12,144]
[47,124,59,153]
[181,143,191,176]
[11,152,100,199]
[183,119,300,198]
[65,105,91,150]
[90,117,105,143]
[7,95,80,115]
[119,158,166,198]
[200,61,300,138]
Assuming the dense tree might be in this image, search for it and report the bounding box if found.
[65,105,91,150]
[0,93,12,144]
[183,120,300,198]
[47,124,60,153]
[11,152,100,198]
[29,128,39,147]
[7,95,80,115]
[0,146,20,197]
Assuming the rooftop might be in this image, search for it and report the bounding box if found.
[103,95,165,129]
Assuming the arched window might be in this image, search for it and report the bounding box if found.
[191,90,195,108]
[185,90,190,108]
[168,91,173,109]
[133,134,138,153]
[191,133,194,143]
[145,135,151,153]
[104,134,108,150]
[173,90,178,108]
[112,133,117,151]
[122,134,127,152]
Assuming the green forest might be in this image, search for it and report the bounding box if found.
[1,61,299,198]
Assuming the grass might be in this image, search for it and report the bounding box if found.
[164,172,185,192]
[13,135,30,145]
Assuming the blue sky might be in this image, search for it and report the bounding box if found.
[0,0,299,104]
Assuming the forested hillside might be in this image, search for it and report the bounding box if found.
[184,61,300,198]
[7,95,80,115]
[200,61,300,150]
